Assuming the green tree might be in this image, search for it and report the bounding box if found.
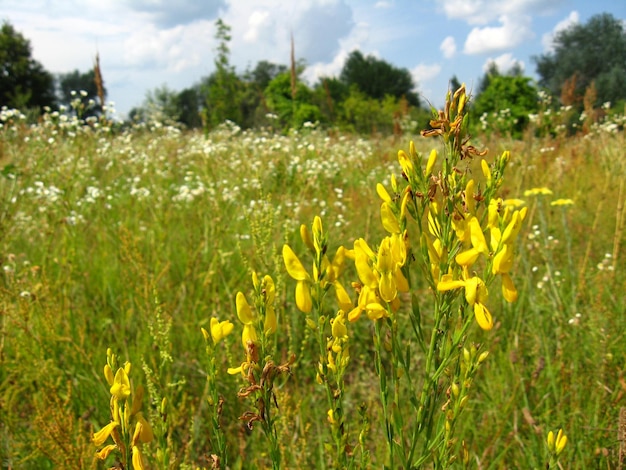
[313,77,349,122]
[0,21,55,110]
[472,75,539,138]
[128,85,181,125]
[57,69,105,117]
[264,72,320,129]
[203,19,242,128]
[176,86,203,129]
[237,61,288,128]
[534,13,626,106]
[340,50,420,107]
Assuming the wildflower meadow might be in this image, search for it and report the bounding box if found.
[0,85,625,469]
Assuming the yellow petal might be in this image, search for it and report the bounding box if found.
[95,444,117,460]
[242,324,258,350]
[93,421,119,446]
[455,247,481,267]
[136,413,154,443]
[295,280,313,313]
[211,317,234,344]
[331,311,348,339]
[379,272,396,303]
[501,211,522,244]
[282,244,310,281]
[436,274,466,292]
[394,268,409,293]
[264,307,277,335]
[465,179,476,215]
[469,217,488,254]
[473,302,493,330]
[300,224,314,252]
[354,242,378,288]
[104,364,114,386]
[492,244,514,274]
[381,202,400,234]
[398,149,415,177]
[501,273,518,303]
[236,292,255,325]
[425,148,437,175]
[227,365,244,375]
[464,277,479,306]
[334,281,353,312]
[110,368,131,401]
[481,159,491,183]
[131,445,146,470]
[376,183,392,203]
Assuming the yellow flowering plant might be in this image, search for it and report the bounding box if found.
[200,316,234,466]
[227,272,291,470]
[329,84,528,468]
[93,348,153,470]
[283,216,357,468]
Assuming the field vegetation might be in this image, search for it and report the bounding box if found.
[0,84,624,469]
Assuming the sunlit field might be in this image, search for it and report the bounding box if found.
[0,91,625,469]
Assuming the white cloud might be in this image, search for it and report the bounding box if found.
[124,0,225,27]
[123,21,215,72]
[464,15,533,54]
[483,53,524,74]
[438,0,563,25]
[374,1,393,8]
[542,10,579,52]
[222,0,354,68]
[411,63,442,86]
[440,36,456,58]
[301,21,371,83]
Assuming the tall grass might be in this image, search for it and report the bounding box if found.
[0,96,624,469]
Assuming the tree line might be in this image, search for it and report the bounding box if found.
[1,13,625,136]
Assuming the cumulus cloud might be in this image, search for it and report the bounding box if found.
[464,15,533,54]
[440,36,456,58]
[124,0,225,27]
[483,53,524,74]
[301,21,371,84]
[411,63,442,87]
[542,10,579,52]
[438,0,563,25]
[223,0,354,68]
[123,21,215,72]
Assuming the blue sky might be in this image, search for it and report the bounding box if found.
[2,0,625,117]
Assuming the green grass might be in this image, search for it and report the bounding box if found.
[0,109,624,469]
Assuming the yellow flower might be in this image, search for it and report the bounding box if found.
[331,310,348,340]
[348,285,386,322]
[131,445,147,470]
[104,364,114,386]
[425,148,438,176]
[455,217,489,267]
[547,428,568,456]
[110,367,131,401]
[236,292,255,325]
[93,421,119,447]
[551,198,574,206]
[95,444,117,460]
[283,244,313,313]
[208,317,234,344]
[437,274,493,330]
[524,187,553,196]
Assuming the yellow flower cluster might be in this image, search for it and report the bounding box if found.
[228,272,277,375]
[93,349,153,469]
[283,216,352,315]
[349,234,409,321]
[436,177,528,330]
